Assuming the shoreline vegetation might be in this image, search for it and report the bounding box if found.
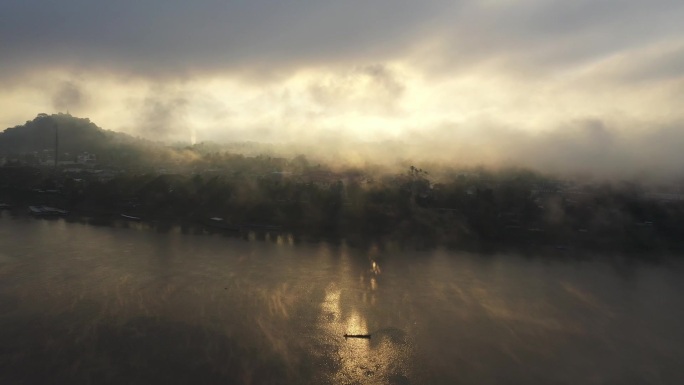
[1,165,683,257]
[2,114,684,257]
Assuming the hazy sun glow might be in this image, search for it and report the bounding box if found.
[3,59,682,145]
[2,0,684,174]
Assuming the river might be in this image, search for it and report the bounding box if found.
[0,213,683,384]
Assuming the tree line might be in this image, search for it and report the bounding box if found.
[2,161,683,254]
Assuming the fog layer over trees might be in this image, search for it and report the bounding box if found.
[2,114,684,253]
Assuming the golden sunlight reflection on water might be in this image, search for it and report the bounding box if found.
[314,252,410,384]
[2,217,684,384]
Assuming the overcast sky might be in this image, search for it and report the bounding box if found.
[2,0,684,175]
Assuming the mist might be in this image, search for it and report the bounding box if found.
[3,0,684,235]
[3,2,684,382]
[154,117,684,183]
[1,0,683,182]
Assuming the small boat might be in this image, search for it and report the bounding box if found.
[343,334,371,339]
[28,206,68,216]
[120,214,141,221]
[42,206,68,215]
[205,217,241,231]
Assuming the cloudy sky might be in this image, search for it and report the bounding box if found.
[2,0,684,174]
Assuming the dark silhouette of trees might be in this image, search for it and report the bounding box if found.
[3,114,684,253]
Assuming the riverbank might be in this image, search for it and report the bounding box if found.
[3,165,684,257]
[1,206,677,260]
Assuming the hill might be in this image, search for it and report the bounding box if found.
[0,113,169,167]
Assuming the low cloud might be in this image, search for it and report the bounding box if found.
[307,64,406,114]
[52,81,87,113]
[384,119,684,180]
[129,86,190,142]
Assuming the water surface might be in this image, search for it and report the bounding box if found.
[0,214,682,384]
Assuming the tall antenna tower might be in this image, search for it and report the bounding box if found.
[54,122,59,170]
